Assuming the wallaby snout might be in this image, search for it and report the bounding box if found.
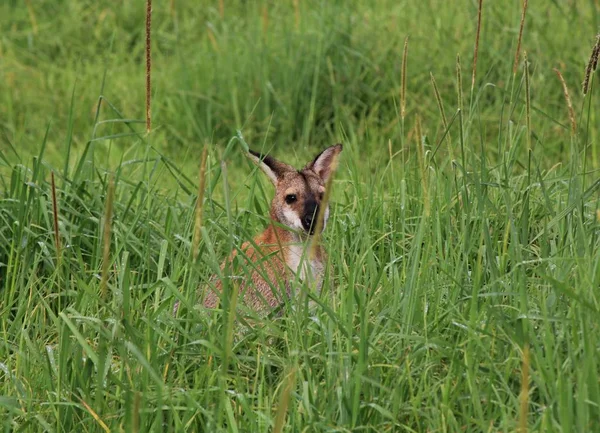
[302,201,319,234]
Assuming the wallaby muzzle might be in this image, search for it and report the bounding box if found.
[302,200,320,234]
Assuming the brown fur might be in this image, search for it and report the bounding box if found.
[202,144,342,314]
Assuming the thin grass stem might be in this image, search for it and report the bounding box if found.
[50,171,61,263]
[401,36,409,121]
[100,174,115,299]
[518,344,530,433]
[192,145,209,261]
[471,0,483,100]
[553,68,577,137]
[513,0,528,76]
[430,72,453,159]
[145,0,152,133]
[273,367,297,433]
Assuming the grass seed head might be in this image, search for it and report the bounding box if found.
[582,33,600,95]
[553,68,577,136]
[471,0,483,94]
[513,0,528,76]
[401,35,409,120]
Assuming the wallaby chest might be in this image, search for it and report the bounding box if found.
[285,244,323,282]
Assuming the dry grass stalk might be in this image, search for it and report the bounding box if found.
[401,36,409,120]
[293,0,300,30]
[224,279,240,364]
[261,5,269,37]
[415,116,430,217]
[582,33,600,95]
[456,54,463,111]
[523,53,532,152]
[207,26,219,52]
[430,72,452,156]
[518,344,530,433]
[145,0,152,133]
[192,146,209,261]
[553,68,577,136]
[77,396,110,433]
[471,0,483,94]
[50,172,61,262]
[24,0,38,35]
[513,0,528,76]
[219,0,224,18]
[310,152,341,260]
[273,367,297,433]
[100,174,115,299]
[133,392,141,433]
[456,53,467,170]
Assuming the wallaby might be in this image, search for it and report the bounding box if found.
[202,144,343,313]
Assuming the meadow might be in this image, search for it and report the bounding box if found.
[1,0,600,431]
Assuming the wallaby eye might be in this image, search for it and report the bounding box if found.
[285,194,297,204]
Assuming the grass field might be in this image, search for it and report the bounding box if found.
[1,1,600,431]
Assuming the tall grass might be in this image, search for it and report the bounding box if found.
[1,1,600,432]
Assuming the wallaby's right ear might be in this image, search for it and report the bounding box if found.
[248,150,292,185]
[304,143,343,184]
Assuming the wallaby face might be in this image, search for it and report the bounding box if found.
[198,144,343,314]
[249,145,342,236]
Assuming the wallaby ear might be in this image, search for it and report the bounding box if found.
[248,149,293,185]
[304,143,343,183]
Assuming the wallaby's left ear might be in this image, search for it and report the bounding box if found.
[305,143,343,183]
[248,149,294,185]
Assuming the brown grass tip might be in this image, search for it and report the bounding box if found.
[513,0,528,76]
[553,68,577,136]
[401,35,409,120]
[582,33,600,95]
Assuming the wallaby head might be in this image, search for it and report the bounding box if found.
[248,144,343,236]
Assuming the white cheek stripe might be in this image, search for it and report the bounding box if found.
[282,208,304,230]
[281,205,330,233]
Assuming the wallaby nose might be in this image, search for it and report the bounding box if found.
[302,202,319,234]
[303,213,314,229]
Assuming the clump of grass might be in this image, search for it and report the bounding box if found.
[2,105,600,431]
[2,2,600,432]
